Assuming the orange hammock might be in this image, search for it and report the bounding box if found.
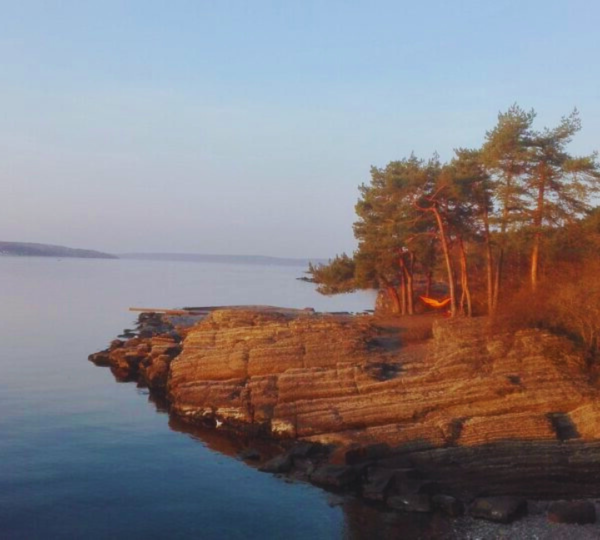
[419,296,451,309]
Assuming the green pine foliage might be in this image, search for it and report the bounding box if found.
[309,105,600,333]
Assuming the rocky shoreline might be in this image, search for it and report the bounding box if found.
[89,307,600,534]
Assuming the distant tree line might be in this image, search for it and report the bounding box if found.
[309,105,600,350]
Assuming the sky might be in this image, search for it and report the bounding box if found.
[1,0,599,258]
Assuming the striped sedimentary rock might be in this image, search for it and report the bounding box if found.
[167,310,597,447]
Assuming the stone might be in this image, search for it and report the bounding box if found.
[238,448,261,461]
[547,500,596,524]
[288,441,324,460]
[432,494,464,517]
[310,465,359,489]
[387,494,432,513]
[258,453,293,474]
[345,443,390,465]
[89,308,600,501]
[362,467,396,501]
[470,496,527,523]
[88,350,110,366]
[109,339,124,350]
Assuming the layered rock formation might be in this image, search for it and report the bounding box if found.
[90,307,600,504]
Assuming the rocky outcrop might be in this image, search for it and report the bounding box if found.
[89,312,188,387]
[168,310,595,442]
[167,309,383,432]
[90,306,600,519]
[163,309,600,498]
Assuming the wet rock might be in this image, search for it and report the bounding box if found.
[288,441,324,460]
[292,457,316,476]
[259,453,293,474]
[547,500,596,524]
[470,496,527,523]
[362,467,396,501]
[432,494,464,517]
[88,350,110,366]
[390,468,426,494]
[344,443,391,465]
[238,448,261,461]
[387,493,432,513]
[311,464,359,489]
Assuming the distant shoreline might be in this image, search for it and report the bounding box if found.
[119,252,325,268]
[0,241,117,259]
[0,243,327,267]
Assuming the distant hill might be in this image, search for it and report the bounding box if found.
[120,252,326,267]
[0,242,118,259]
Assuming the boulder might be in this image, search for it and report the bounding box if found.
[238,448,261,462]
[310,464,359,489]
[547,500,596,524]
[258,453,293,474]
[469,496,527,523]
[432,494,464,517]
[387,494,432,513]
[88,350,110,366]
[362,467,396,501]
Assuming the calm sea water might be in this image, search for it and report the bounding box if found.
[0,257,454,539]
[0,257,375,539]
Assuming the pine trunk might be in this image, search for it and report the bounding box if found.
[402,253,415,315]
[432,207,457,316]
[493,173,513,311]
[387,285,401,314]
[458,236,472,317]
[531,168,546,292]
[399,274,407,316]
[493,248,504,311]
[483,205,494,314]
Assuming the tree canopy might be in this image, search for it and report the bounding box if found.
[310,105,600,326]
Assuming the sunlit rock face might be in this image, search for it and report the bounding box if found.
[167,310,598,446]
[165,308,600,497]
[92,307,600,498]
[167,309,382,431]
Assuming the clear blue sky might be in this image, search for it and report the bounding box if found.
[2,1,599,257]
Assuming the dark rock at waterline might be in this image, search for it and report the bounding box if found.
[238,448,261,462]
[88,350,110,366]
[432,494,464,517]
[547,500,597,524]
[288,441,326,460]
[259,453,293,474]
[362,467,396,501]
[387,493,432,513]
[310,464,360,489]
[89,308,600,516]
[469,496,527,523]
[344,443,391,465]
[291,457,317,477]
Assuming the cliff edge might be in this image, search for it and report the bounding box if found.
[90,308,600,503]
